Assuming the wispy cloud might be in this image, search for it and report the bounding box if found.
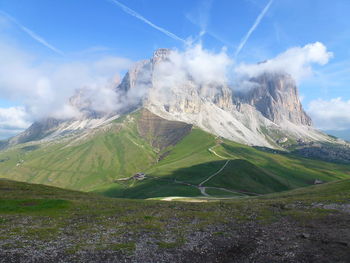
[0,10,64,56]
[109,0,186,43]
[185,3,235,49]
[235,0,273,58]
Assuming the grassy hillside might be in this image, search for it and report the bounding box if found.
[98,128,350,199]
[1,109,350,199]
[1,178,350,262]
[0,113,158,191]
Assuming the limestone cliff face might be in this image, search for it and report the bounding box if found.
[8,118,62,145]
[6,49,328,149]
[234,73,312,126]
[117,49,233,115]
[150,49,233,114]
[111,49,323,148]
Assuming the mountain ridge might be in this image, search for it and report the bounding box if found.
[1,48,337,150]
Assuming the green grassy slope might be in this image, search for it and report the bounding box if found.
[1,110,350,199]
[0,114,157,191]
[97,128,350,199]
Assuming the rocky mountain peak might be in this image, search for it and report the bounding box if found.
[6,48,328,150]
[234,72,312,126]
[152,48,172,64]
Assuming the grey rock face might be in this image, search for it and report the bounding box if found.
[3,49,323,150]
[69,89,104,119]
[8,118,62,145]
[234,72,312,126]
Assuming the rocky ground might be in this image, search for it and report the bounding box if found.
[0,179,350,262]
[292,142,350,164]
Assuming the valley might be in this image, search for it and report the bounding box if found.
[1,109,350,201]
[0,44,349,262]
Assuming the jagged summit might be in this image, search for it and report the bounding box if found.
[152,48,172,63]
[3,48,333,149]
[110,50,327,148]
[234,72,312,126]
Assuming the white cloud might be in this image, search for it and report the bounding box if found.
[0,37,336,139]
[307,98,350,130]
[0,39,133,140]
[0,41,132,121]
[156,44,232,87]
[235,42,333,83]
[0,106,31,139]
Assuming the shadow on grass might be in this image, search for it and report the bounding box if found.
[101,159,290,199]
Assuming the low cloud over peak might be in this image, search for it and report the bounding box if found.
[235,42,333,83]
[307,97,350,131]
[0,40,335,139]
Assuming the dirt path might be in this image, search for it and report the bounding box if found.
[198,186,209,196]
[199,160,230,187]
[155,144,255,198]
[208,147,227,159]
[169,158,232,197]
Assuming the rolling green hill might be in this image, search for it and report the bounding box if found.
[95,126,350,199]
[1,109,350,199]
[0,111,158,191]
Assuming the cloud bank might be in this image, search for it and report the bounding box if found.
[0,39,335,139]
[235,42,333,85]
[307,98,350,131]
[0,40,132,138]
[0,106,30,139]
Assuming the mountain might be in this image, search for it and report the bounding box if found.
[325,129,350,142]
[234,72,312,126]
[1,48,334,149]
[0,48,350,198]
[117,48,330,148]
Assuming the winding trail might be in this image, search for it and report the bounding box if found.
[199,160,230,187]
[208,147,227,159]
[171,145,233,197]
[199,186,209,196]
[156,143,260,198]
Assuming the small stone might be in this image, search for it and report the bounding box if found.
[301,233,310,239]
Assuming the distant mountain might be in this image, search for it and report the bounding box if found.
[325,130,350,142]
[2,48,335,149]
[114,48,330,148]
[1,48,350,198]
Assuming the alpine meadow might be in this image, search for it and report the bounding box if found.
[1,0,350,262]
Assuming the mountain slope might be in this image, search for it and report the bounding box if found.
[1,109,350,198]
[95,126,350,199]
[0,109,196,191]
[1,49,350,199]
[2,49,337,151]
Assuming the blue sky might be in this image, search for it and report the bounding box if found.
[0,0,350,138]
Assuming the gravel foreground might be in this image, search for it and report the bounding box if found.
[1,204,349,263]
[1,179,350,262]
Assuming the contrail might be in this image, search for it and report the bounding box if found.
[0,11,64,55]
[109,0,186,43]
[235,0,273,58]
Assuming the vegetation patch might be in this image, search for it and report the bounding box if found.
[110,242,136,252]
[0,199,70,213]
